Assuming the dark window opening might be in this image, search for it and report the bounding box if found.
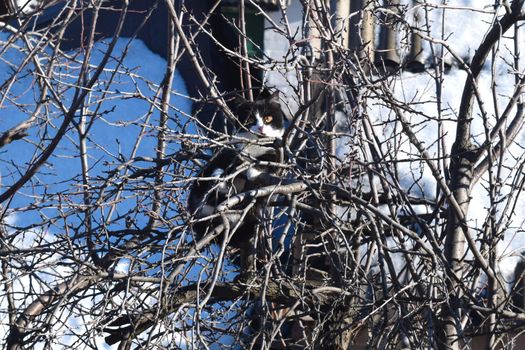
[0,0,11,16]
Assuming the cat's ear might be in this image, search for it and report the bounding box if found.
[233,94,248,104]
[259,88,279,103]
[229,94,252,125]
[256,89,268,100]
[230,94,249,111]
[257,88,270,98]
[269,90,280,104]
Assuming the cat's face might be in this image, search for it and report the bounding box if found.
[248,109,285,138]
[233,90,285,139]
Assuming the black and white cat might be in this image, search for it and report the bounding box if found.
[188,89,286,249]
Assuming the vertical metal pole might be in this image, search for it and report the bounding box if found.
[331,0,351,48]
[239,0,253,100]
[375,0,401,70]
[406,2,425,73]
[349,0,375,71]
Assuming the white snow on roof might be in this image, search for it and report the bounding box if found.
[14,0,40,13]
[262,1,525,284]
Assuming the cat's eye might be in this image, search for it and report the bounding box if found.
[263,115,273,124]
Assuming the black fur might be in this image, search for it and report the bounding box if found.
[188,90,285,248]
[230,89,285,133]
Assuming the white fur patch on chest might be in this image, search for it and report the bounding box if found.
[210,168,228,192]
[211,168,224,177]
[245,167,262,180]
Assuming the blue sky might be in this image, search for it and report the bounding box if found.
[0,34,192,228]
